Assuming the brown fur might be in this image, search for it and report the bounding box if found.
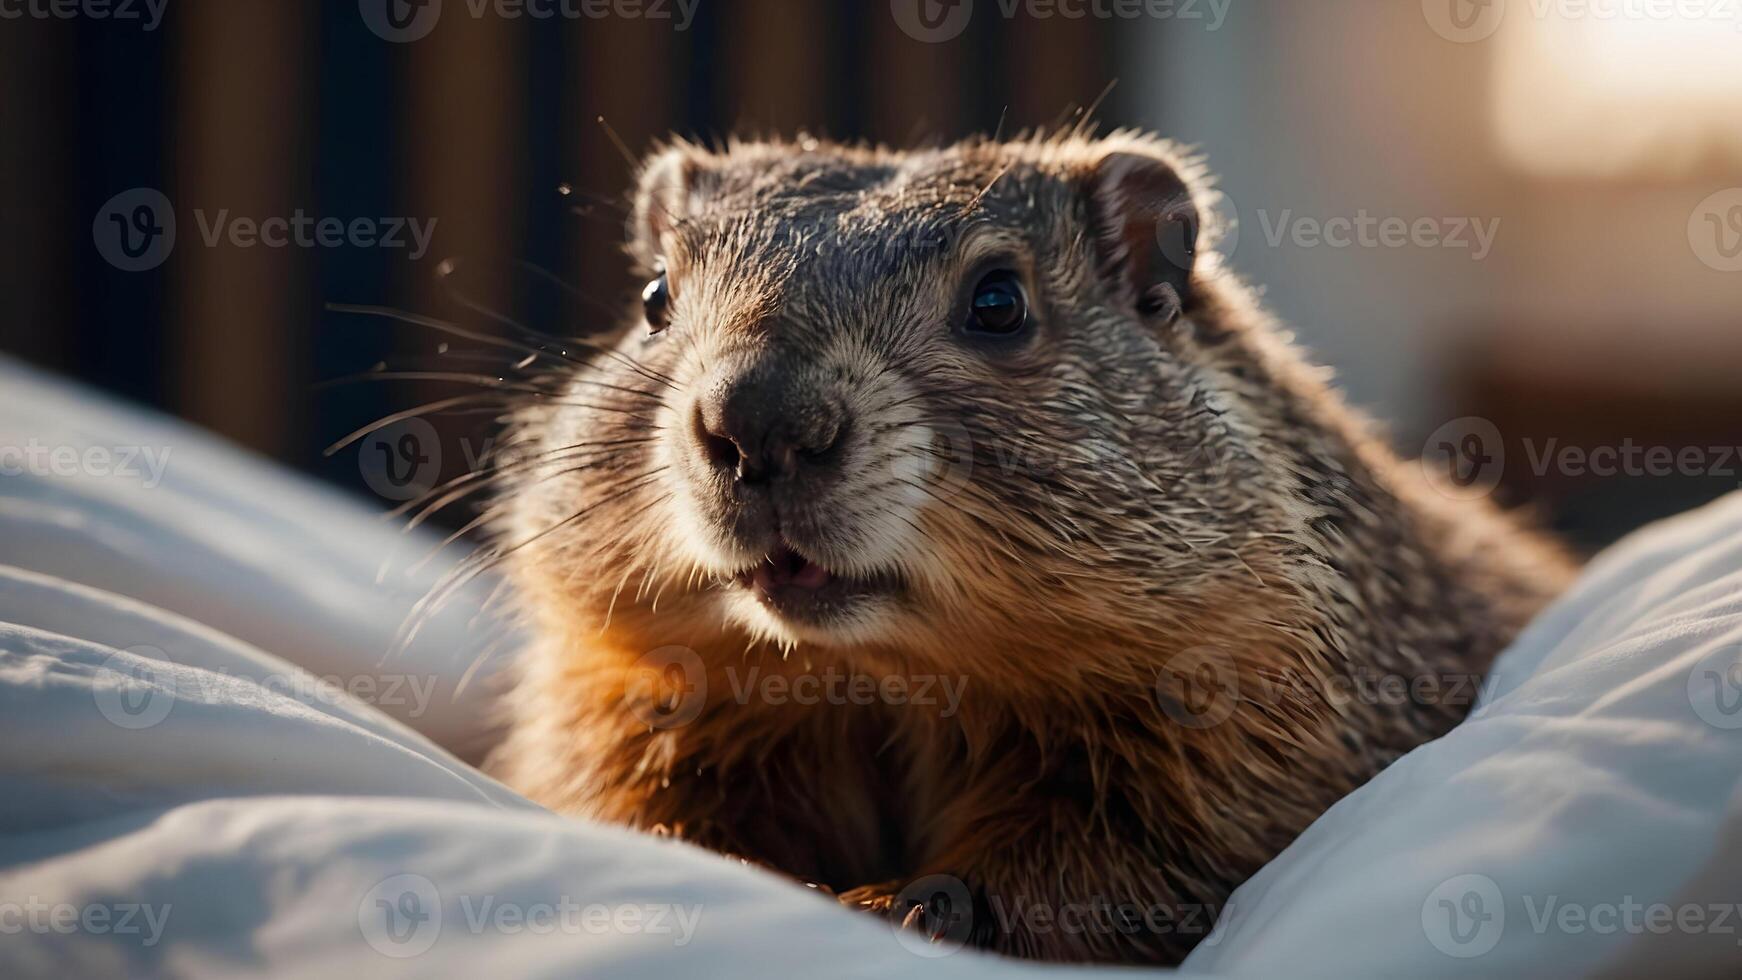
[484,130,1576,964]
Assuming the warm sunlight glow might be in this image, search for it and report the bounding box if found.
[1494,6,1742,178]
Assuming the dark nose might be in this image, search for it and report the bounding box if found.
[695,364,847,485]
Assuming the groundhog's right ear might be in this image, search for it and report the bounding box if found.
[1085,151,1199,323]
[628,148,708,273]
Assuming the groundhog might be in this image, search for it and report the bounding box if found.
[483,130,1576,964]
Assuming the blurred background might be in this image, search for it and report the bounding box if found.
[2,0,1739,550]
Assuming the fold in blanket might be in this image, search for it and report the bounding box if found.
[3,357,1741,978]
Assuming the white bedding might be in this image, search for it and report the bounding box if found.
[2,354,1739,978]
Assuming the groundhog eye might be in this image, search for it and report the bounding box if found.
[642,272,671,334]
[966,270,1028,337]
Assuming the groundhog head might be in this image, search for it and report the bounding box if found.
[503,133,1301,683]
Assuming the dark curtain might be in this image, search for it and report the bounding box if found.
[0,0,1126,512]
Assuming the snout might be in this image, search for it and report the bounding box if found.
[690,356,851,495]
[672,352,919,637]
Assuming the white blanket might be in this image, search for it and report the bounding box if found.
[2,355,1739,978]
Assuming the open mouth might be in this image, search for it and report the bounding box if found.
[732,542,900,623]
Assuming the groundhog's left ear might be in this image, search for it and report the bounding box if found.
[1084,151,1199,322]
[628,145,713,274]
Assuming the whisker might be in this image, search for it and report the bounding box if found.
[397,440,661,530]
[323,394,509,456]
[328,301,588,370]
[407,458,660,570]
[395,468,669,649]
[328,299,681,398]
[315,369,561,396]
[436,266,683,395]
[318,371,663,420]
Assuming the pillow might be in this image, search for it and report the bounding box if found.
[0,355,515,761]
[1184,492,1742,978]
[3,354,1739,978]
